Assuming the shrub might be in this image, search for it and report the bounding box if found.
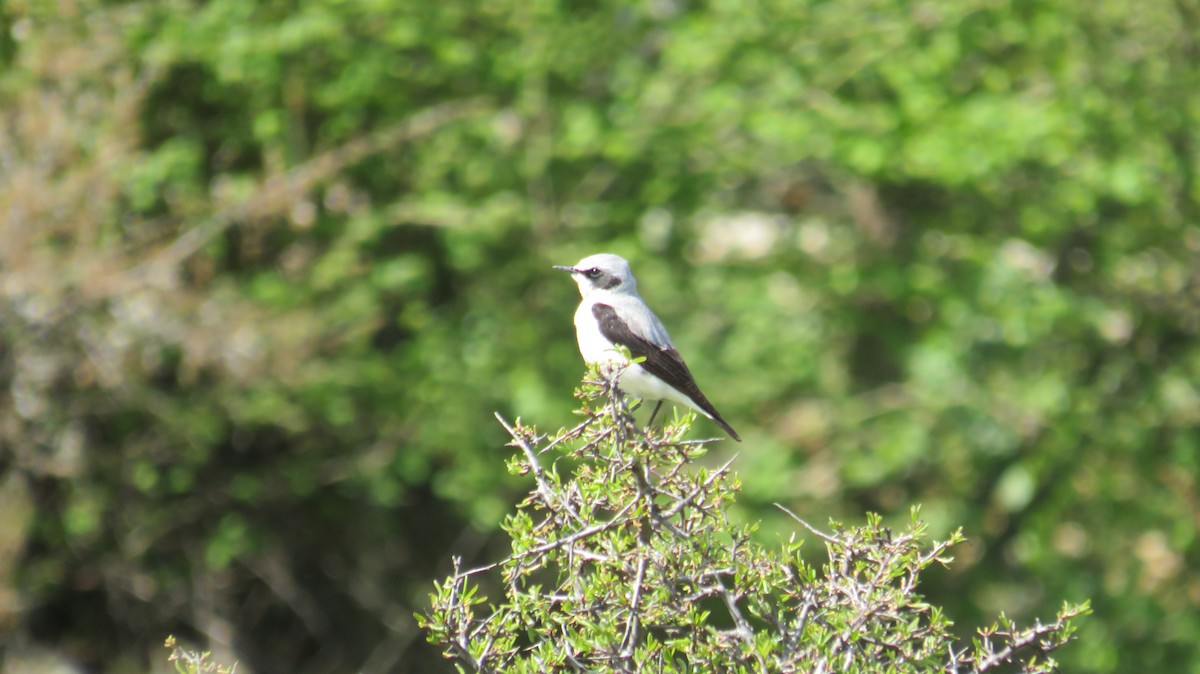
[420,366,1088,672]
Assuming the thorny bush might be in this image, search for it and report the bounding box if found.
[420,365,1088,672]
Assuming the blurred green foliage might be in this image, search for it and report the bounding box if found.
[0,0,1196,672]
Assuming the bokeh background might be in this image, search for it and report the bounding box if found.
[2,0,1197,672]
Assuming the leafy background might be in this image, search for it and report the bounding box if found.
[0,0,1196,672]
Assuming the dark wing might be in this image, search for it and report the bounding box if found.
[592,303,741,441]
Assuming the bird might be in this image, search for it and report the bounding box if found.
[554,253,741,441]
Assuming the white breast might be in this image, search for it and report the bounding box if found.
[573,301,622,364]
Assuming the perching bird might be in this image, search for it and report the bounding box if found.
[554,253,741,441]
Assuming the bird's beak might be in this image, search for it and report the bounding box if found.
[552,265,577,273]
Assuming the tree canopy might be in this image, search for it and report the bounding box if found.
[0,0,1196,672]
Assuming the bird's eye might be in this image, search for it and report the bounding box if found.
[585,268,602,278]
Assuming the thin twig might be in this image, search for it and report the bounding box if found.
[541,416,598,454]
[774,503,840,544]
[620,557,648,658]
[495,412,586,525]
[974,620,1072,672]
[659,454,739,520]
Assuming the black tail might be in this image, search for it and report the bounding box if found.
[689,393,741,442]
[707,408,742,442]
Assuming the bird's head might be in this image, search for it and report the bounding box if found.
[554,253,637,298]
